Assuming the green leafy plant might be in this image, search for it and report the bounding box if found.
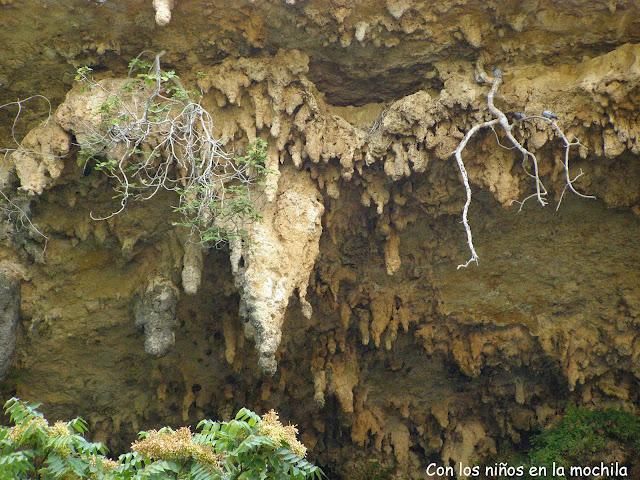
[73,55,267,247]
[0,397,110,479]
[74,66,94,83]
[0,398,323,480]
[174,139,269,247]
[525,406,640,477]
[486,406,640,480]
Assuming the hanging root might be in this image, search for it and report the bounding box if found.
[0,95,53,163]
[0,191,48,251]
[453,67,595,269]
[0,96,53,249]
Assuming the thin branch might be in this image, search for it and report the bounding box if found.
[0,190,48,251]
[520,115,596,207]
[0,96,54,253]
[490,125,516,150]
[0,95,55,163]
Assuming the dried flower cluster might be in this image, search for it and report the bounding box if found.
[259,410,307,458]
[131,426,222,467]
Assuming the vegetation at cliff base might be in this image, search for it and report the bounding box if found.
[487,406,640,479]
[525,406,640,476]
[0,398,323,479]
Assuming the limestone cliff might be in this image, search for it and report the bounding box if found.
[1,1,640,478]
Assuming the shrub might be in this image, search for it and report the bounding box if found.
[0,398,323,479]
[526,406,640,475]
[486,406,640,480]
[74,56,268,247]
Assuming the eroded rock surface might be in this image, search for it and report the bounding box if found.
[152,0,175,26]
[10,123,70,196]
[0,262,21,380]
[134,278,179,357]
[1,1,640,478]
[231,167,324,374]
[181,237,204,295]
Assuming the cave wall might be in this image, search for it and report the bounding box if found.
[1,1,640,478]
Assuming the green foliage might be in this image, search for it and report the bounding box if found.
[0,398,108,479]
[74,66,94,83]
[72,56,265,246]
[486,406,640,479]
[524,406,640,478]
[0,398,323,480]
[234,140,269,177]
[174,139,269,247]
[98,95,121,116]
[127,57,194,103]
[127,58,153,74]
[191,408,322,480]
[74,66,96,94]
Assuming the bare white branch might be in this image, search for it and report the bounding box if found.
[452,67,595,268]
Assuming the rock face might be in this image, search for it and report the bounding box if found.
[230,167,324,375]
[0,263,21,380]
[1,1,640,478]
[10,123,69,196]
[134,278,179,357]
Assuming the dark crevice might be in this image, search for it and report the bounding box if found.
[308,60,443,106]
